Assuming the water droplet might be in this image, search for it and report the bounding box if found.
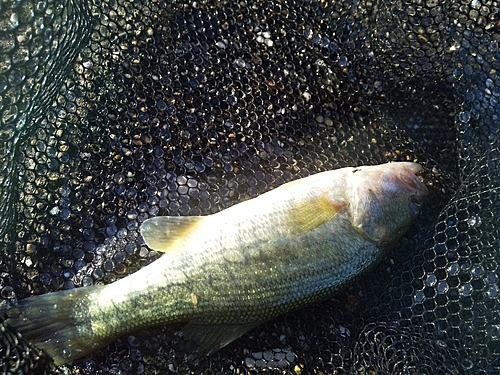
[62,349,72,358]
[245,356,256,367]
[447,263,459,276]
[487,285,498,297]
[235,57,247,68]
[414,290,425,303]
[459,283,472,296]
[471,265,484,278]
[437,281,449,293]
[486,272,497,285]
[425,273,437,286]
[9,13,19,28]
[459,111,470,122]
[252,351,263,359]
[1,286,14,298]
[467,215,482,228]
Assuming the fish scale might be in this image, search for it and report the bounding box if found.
[1,162,427,366]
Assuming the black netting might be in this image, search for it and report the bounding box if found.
[0,0,498,374]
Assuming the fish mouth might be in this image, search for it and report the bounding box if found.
[397,163,428,215]
[402,162,423,175]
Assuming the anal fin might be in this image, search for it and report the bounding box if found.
[182,321,261,361]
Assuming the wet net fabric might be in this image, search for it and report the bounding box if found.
[0,0,498,374]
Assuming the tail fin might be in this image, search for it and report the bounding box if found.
[1,286,110,366]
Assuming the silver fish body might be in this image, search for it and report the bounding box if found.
[1,162,427,365]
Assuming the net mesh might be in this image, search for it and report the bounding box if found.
[0,0,498,374]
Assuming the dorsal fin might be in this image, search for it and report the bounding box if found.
[140,216,205,252]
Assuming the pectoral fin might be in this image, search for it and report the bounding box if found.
[140,216,205,252]
[182,321,261,361]
[286,193,348,235]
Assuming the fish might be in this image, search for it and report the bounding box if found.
[0,162,428,366]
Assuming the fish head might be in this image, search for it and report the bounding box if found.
[349,162,428,249]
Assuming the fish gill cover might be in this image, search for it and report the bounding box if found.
[0,0,497,374]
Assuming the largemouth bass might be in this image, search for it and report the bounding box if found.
[1,162,428,366]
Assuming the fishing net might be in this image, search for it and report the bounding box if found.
[0,0,498,374]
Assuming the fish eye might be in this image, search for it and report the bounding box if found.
[410,196,421,207]
[409,196,421,215]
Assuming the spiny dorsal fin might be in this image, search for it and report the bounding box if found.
[140,216,205,252]
[285,192,348,235]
